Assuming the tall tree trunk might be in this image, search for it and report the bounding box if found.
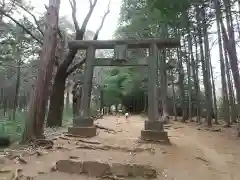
[224,47,237,123]
[46,73,66,127]
[177,47,188,122]
[21,0,60,143]
[3,96,7,116]
[196,6,213,126]
[235,13,240,39]
[209,58,219,124]
[219,6,240,135]
[220,1,240,107]
[203,24,213,127]
[47,0,98,127]
[185,37,192,121]
[238,0,240,15]
[214,0,230,125]
[192,35,201,124]
[12,56,21,120]
[171,69,177,121]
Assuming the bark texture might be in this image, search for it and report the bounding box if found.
[21,0,60,143]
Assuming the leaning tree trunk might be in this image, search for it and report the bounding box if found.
[21,0,60,143]
[46,73,66,127]
[46,0,98,127]
[219,8,240,134]
[221,0,240,106]
[224,47,237,123]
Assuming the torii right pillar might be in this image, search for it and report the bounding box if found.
[141,43,169,143]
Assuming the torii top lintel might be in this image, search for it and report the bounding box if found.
[68,38,180,49]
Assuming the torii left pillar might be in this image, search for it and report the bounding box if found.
[140,43,169,143]
[68,45,97,137]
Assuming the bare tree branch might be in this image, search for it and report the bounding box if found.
[79,0,97,37]
[66,57,86,76]
[0,0,6,20]
[1,0,16,15]
[58,0,98,69]
[69,0,80,32]
[93,0,110,40]
[66,1,110,77]
[69,0,98,36]
[13,1,44,36]
[88,0,93,6]
[0,9,43,45]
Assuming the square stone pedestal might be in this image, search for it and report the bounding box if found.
[73,117,94,127]
[68,126,97,138]
[141,121,169,143]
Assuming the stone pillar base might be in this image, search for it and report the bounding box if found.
[73,117,94,127]
[68,126,97,138]
[141,130,169,143]
[144,121,163,131]
[141,120,169,143]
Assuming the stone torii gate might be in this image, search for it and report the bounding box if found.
[67,38,180,142]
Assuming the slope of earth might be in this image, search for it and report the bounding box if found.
[0,115,240,180]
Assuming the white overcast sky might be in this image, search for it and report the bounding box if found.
[30,0,122,40]
[29,0,223,96]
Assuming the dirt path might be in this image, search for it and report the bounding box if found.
[1,115,240,180]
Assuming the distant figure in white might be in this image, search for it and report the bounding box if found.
[110,105,116,115]
[125,112,129,120]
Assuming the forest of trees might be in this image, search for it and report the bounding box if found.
[0,0,240,143]
[104,0,240,130]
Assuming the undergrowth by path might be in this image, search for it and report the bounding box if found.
[0,108,73,142]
